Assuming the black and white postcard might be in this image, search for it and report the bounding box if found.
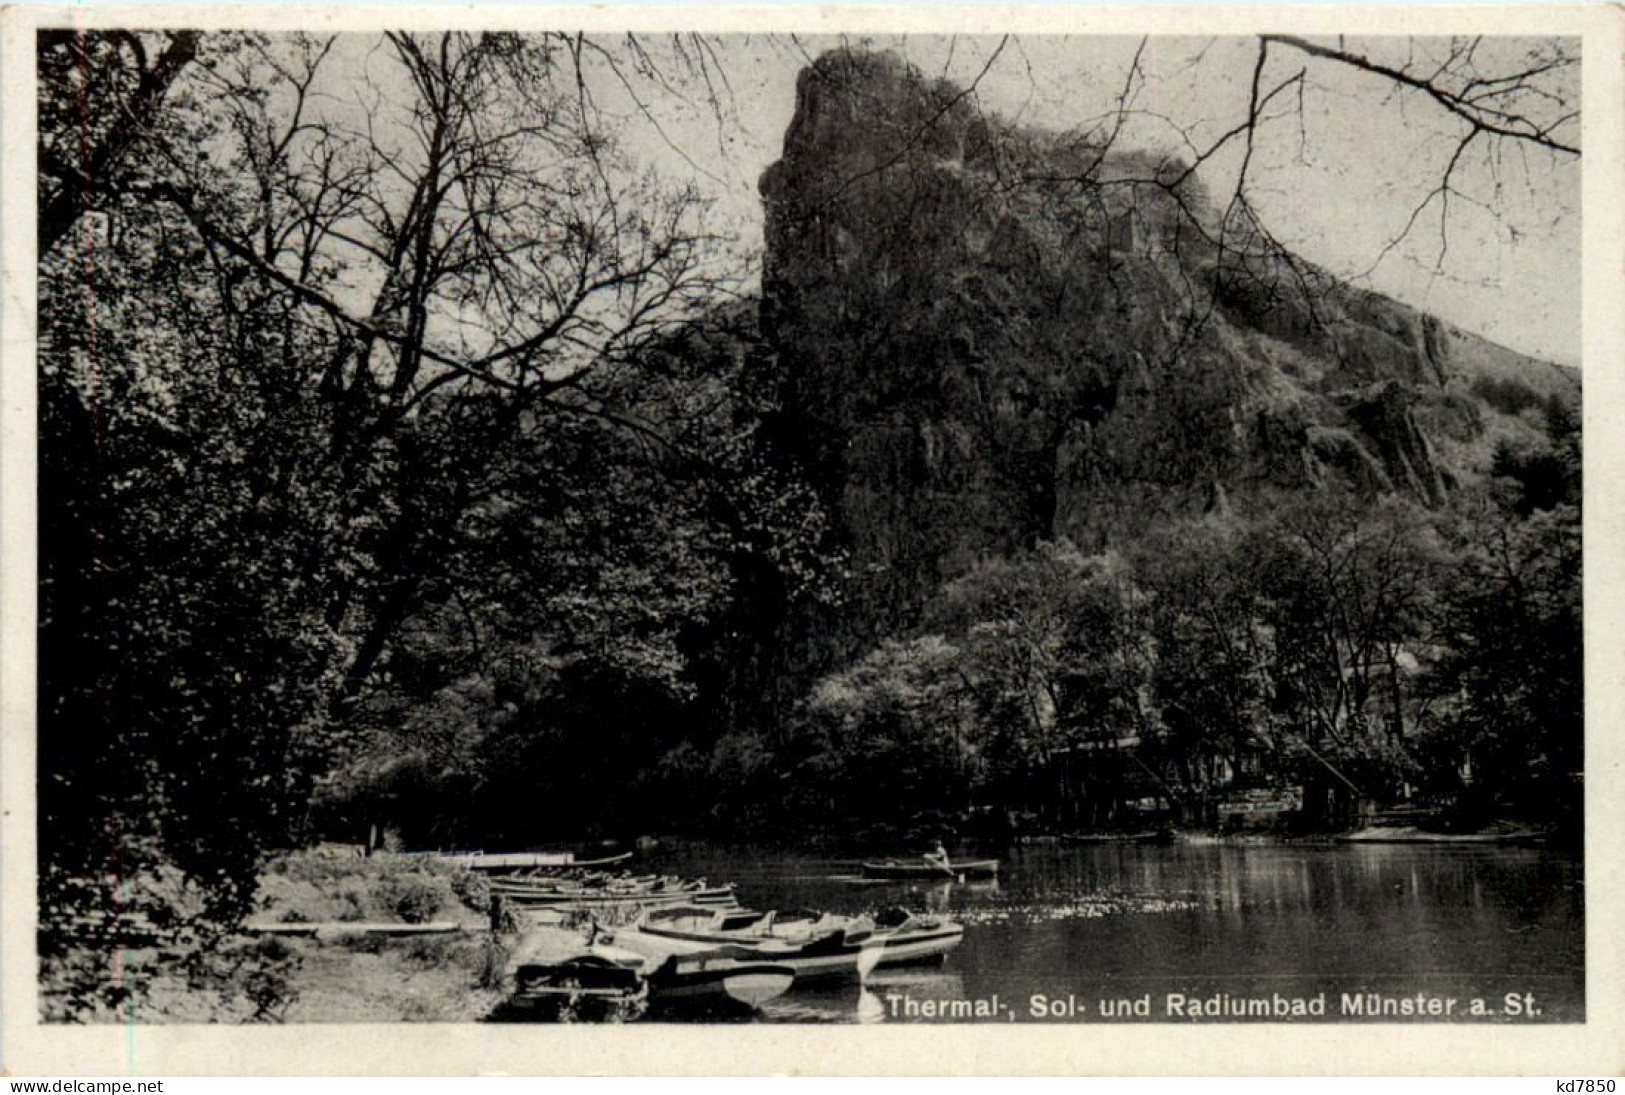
[2,3,1621,1076]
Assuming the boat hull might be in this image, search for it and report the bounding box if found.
[461,851,634,871]
[494,885,737,908]
[650,958,797,1009]
[507,948,650,1019]
[1336,827,1548,845]
[861,859,1000,880]
[1061,830,1175,845]
[629,913,885,982]
[874,924,964,967]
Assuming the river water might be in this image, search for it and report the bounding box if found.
[648,841,1583,1023]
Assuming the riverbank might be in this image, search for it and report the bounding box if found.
[40,837,1585,1024]
[621,815,1574,859]
[42,850,508,1023]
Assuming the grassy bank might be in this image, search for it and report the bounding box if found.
[44,850,513,1023]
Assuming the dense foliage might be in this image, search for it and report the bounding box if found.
[37,29,829,1017]
[37,31,1581,1020]
[783,436,1580,832]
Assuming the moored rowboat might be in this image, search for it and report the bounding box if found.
[494,882,737,909]
[508,926,795,1013]
[506,933,650,1018]
[447,850,635,871]
[870,907,965,967]
[646,950,797,1010]
[1061,829,1175,845]
[628,905,885,982]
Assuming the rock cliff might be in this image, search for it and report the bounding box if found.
[757,49,1579,647]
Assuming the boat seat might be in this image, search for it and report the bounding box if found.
[717,910,772,932]
[873,906,914,929]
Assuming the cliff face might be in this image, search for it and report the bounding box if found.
[758,49,1578,646]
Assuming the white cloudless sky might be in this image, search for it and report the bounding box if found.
[305,31,1580,367]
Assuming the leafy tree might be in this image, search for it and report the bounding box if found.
[37,30,202,253]
[803,542,1160,821]
[36,30,824,1016]
[38,157,350,1015]
[802,636,977,820]
[1488,394,1582,516]
[1247,494,1446,800]
[1133,519,1276,808]
[1423,497,1581,819]
[34,29,1585,1017]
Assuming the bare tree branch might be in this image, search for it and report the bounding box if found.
[1262,34,1579,156]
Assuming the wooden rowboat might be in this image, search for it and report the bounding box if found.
[492,870,668,884]
[870,908,965,967]
[1061,829,1176,845]
[495,883,738,909]
[510,952,650,1014]
[508,926,794,1013]
[861,858,1000,880]
[446,850,635,871]
[628,905,885,982]
[646,950,797,1010]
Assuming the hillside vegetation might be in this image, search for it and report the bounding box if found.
[37,37,1579,1018]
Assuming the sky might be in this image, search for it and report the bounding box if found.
[310,32,1580,368]
[586,34,1581,367]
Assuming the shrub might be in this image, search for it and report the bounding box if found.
[1472,375,1543,417]
[336,879,372,922]
[200,935,302,1023]
[381,875,452,924]
[252,933,297,964]
[449,870,491,913]
[400,934,461,968]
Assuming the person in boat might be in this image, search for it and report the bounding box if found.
[923,841,951,872]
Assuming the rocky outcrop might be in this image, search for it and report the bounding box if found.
[757,48,1579,645]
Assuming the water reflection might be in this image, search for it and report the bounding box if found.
[851,969,969,1024]
[855,989,886,1024]
[647,842,1584,1023]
